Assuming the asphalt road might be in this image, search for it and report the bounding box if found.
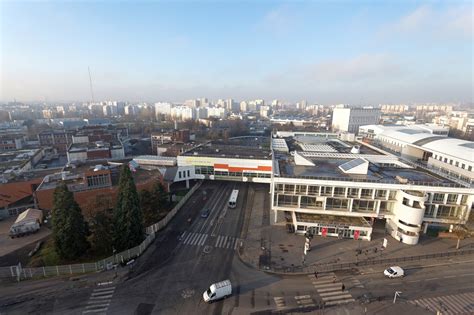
[1,181,473,315]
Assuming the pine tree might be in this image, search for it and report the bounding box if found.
[152,181,169,212]
[89,210,113,256]
[140,189,158,226]
[113,164,144,251]
[51,182,90,260]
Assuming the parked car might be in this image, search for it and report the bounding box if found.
[201,208,211,218]
[384,266,404,278]
[203,280,232,303]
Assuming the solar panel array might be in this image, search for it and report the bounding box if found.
[300,144,337,152]
[339,158,366,172]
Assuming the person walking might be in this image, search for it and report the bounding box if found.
[314,271,318,279]
[342,284,345,291]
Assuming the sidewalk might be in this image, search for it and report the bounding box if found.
[239,191,474,274]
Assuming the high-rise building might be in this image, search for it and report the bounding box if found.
[332,105,381,134]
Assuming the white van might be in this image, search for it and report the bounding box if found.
[203,280,232,303]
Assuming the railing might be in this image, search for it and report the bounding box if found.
[1,181,203,281]
[270,248,474,274]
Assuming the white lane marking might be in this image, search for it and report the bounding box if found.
[319,291,350,297]
[83,308,108,314]
[215,236,222,247]
[183,232,193,244]
[294,295,311,299]
[85,304,110,308]
[227,238,235,249]
[179,231,187,240]
[191,233,201,245]
[234,239,239,250]
[317,287,343,293]
[91,290,115,296]
[313,283,341,289]
[325,298,355,306]
[87,299,111,304]
[425,278,439,281]
[322,294,353,301]
[90,295,113,300]
[93,286,116,292]
[443,275,456,278]
[408,280,421,283]
[199,234,208,246]
[222,236,228,248]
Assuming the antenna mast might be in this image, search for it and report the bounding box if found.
[88,66,95,103]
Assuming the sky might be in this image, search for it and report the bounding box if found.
[1,0,473,104]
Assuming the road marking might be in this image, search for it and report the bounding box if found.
[222,236,228,248]
[443,275,456,278]
[215,235,223,247]
[234,240,240,250]
[93,286,116,292]
[91,291,115,296]
[461,273,474,276]
[319,291,350,297]
[191,233,202,245]
[408,280,421,283]
[410,292,474,315]
[425,278,439,281]
[85,304,110,308]
[273,296,286,309]
[322,294,353,301]
[312,283,341,289]
[317,287,344,293]
[294,295,311,299]
[90,294,113,299]
[83,308,108,314]
[325,298,355,306]
[87,300,111,304]
[183,233,193,244]
[198,234,208,246]
[179,231,187,240]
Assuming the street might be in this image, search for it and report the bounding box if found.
[1,181,473,315]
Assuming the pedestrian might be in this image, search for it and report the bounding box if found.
[342,284,345,291]
[333,276,336,283]
[314,271,318,279]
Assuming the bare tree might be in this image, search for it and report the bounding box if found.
[452,226,469,250]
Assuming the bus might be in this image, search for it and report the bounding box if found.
[228,190,239,208]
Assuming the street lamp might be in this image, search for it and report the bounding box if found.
[393,291,402,304]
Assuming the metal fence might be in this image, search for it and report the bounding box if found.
[271,248,474,274]
[0,181,203,281]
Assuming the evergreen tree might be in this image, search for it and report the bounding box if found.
[51,182,90,260]
[140,189,158,226]
[113,164,144,251]
[89,210,113,256]
[152,181,169,212]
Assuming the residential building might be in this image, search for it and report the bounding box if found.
[332,105,381,134]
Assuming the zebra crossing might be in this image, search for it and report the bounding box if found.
[294,295,316,308]
[273,296,286,310]
[215,235,240,250]
[180,231,208,247]
[409,292,474,315]
[308,273,355,306]
[83,284,116,314]
[350,278,364,288]
[179,231,240,250]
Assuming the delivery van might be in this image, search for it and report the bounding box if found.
[203,280,232,303]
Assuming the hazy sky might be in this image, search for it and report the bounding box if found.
[1,0,472,104]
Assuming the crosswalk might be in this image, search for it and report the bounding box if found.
[294,295,316,308]
[179,231,240,250]
[308,273,355,306]
[83,285,116,314]
[350,278,364,289]
[273,296,286,310]
[410,292,474,315]
[215,235,240,250]
[180,231,208,246]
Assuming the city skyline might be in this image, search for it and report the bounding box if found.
[1,1,472,104]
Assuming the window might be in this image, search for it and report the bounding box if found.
[275,184,284,193]
[348,188,359,197]
[353,200,375,212]
[334,187,345,196]
[455,161,459,167]
[361,189,372,198]
[277,195,299,207]
[437,205,460,219]
[296,185,307,194]
[375,190,387,199]
[461,195,468,204]
[187,170,190,177]
[321,187,332,196]
[447,194,458,204]
[432,193,444,203]
[300,196,323,209]
[308,186,319,195]
[285,184,295,194]
[178,171,182,179]
[469,166,473,172]
[325,198,348,210]
[389,191,397,200]
[424,204,435,217]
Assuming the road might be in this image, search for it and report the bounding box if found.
[1,181,473,314]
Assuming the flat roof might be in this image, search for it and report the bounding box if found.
[182,137,271,160]
[279,158,457,186]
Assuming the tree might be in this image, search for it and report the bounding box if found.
[452,226,469,250]
[51,182,90,260]
[88,210,113,256]
[113,164,144,251]
[140,189,159,227]
[152,181,169,212]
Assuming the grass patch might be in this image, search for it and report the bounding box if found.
[28,238,61,267]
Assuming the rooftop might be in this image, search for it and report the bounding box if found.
[278,157,458,186]
[182,136,271,160]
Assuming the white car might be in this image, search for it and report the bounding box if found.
[384,266,404,278]
[203,280,232,303]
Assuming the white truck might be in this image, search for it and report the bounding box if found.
[203,280,232,303]
[9,208,43,238]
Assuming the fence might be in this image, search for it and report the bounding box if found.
[271,248,474,274]
[0,181,202,281]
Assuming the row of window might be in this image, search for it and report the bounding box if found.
[195,166,271,178]
[86,174,111,188]
[424,204,463,219]
[275,184,394,199]
[432,154,472,171]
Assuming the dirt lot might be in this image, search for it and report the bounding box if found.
[0,217,51,265]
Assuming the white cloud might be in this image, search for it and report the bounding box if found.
[380,4,473,39]
[259,4,298,36]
